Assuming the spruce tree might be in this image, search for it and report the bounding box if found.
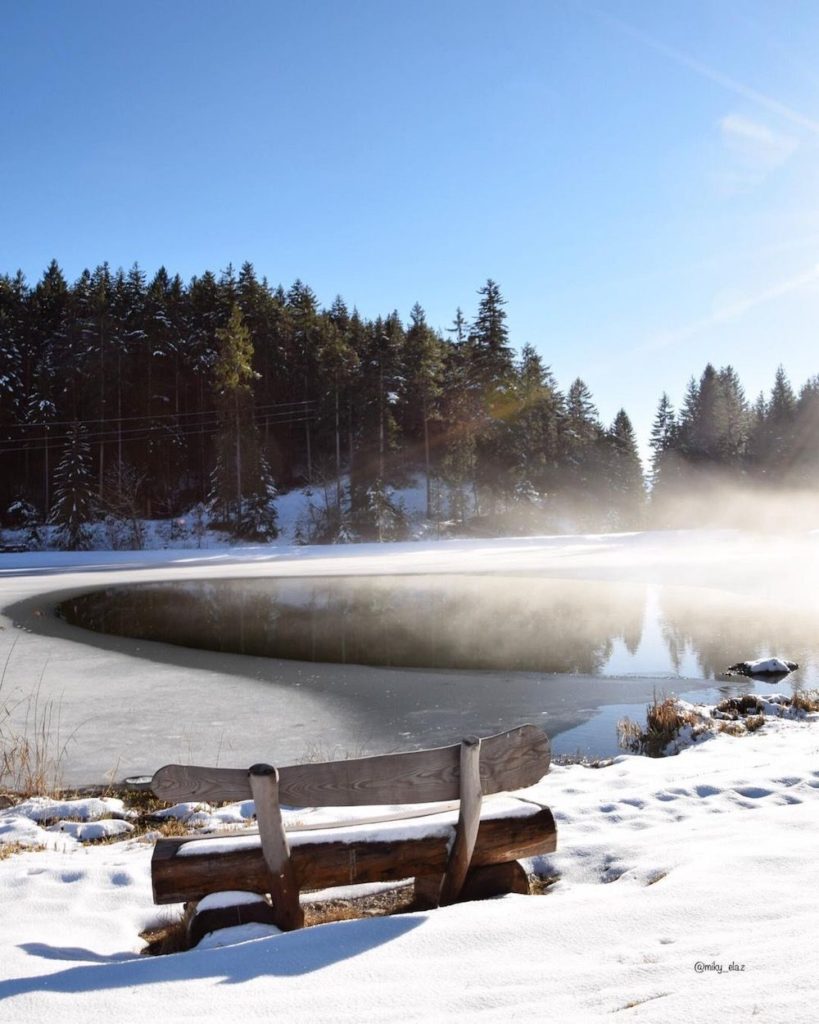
[469,279,514,389]
[606,409,645,527]
[212,304,277,539]
[400,304,445,517]
[50,422,95,549]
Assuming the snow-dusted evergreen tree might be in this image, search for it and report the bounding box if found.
[211,304,277,539]
[363,479,408,542]
[0,272,25,431]
[50,422,95,549]
[6,497,43,549]
[400,304,445,517]
[509,344,565,497]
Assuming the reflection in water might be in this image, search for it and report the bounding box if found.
[61,576,647,675]
[657,586,819,683]
[59,574,819,685]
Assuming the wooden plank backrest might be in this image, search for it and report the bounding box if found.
[151,724,550,807]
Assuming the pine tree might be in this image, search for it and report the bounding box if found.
[648,392,679,499]
[507,345,564,499]
[792,376,819,481]
[50,422,95,549]
[211,304,277,539]
[319,298,359,513]
[400,304,445,517]
[606,409,645,527]
[469,279,514,389]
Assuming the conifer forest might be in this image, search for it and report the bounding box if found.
[1,261,817,548]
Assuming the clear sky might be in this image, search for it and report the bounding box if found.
[2,0,819,458]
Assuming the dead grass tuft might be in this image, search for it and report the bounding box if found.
[140,905,195,956]
[790,688,819,714]
[528,873,560,895]
[0,840,46,861]
[0,639,76,796]
[618,695,702,757]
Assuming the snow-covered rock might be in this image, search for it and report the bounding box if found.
[727,657,798,677]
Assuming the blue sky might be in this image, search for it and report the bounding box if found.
[2,0,819,457]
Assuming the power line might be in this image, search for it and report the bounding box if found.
[0,411,318,456]
[17,397,317,430]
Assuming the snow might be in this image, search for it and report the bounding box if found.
[46,818,135,841]
[1,528,818,1018]
[1,712,818,1021]
[197,890,269,911]
[12,796,135,823]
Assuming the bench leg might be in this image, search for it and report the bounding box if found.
[249,765,305,931]
[415,861,529,909]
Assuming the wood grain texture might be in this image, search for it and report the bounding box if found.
[248,765,304,931]
[151,806,557,905]
[151,724,551,807]
[439,736,483,906]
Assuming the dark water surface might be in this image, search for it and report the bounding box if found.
[59,575,819,758]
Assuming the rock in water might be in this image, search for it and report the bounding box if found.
[727,657,798,678]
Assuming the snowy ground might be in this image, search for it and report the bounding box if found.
[1,529,818,1019]
[1,705,817,1022]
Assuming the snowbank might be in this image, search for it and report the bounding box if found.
[1,713,818,1022]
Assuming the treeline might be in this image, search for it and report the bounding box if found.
[649,363,819,523]
[0,260,816,547]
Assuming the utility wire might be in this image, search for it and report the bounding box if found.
[0,411,318,456]
[16,397,318,430]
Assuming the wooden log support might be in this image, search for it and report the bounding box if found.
[151,805,557,906]
[439,736,482,906]
[248,764,304,931]
[459,860,530,902]
[187,894,279,948]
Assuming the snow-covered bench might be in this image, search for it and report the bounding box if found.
[150,724,556,941]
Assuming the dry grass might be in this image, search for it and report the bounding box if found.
[0,638,76,796]
[0,840,46,860]
[618,694,703,758]
[716,721,745,737]
[140,906,196,956]
[790,688,819,714]
[528,872,560,895]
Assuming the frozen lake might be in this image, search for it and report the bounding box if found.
[1,530,817,783]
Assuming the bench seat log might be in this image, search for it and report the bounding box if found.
[151,803,557,906]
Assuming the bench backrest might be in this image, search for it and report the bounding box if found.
[151,723,550,807]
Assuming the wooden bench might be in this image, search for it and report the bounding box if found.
[150,724,556,943]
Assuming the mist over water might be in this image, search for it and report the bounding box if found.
[60,573,819,685]
[46,524,819,762]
